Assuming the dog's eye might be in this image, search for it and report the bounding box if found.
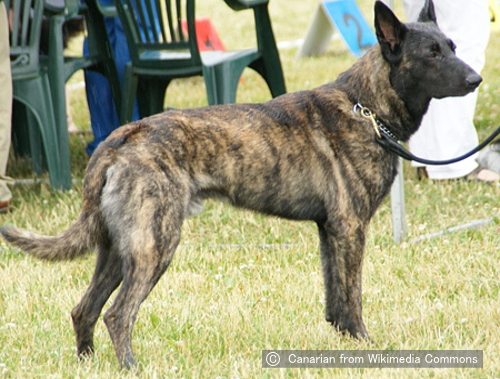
[430,43,441,57]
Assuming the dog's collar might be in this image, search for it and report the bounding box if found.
[352,103,398,140]
[352,102,500,165]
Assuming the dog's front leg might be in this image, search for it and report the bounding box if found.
[317,220,369,339]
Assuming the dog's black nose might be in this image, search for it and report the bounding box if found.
[465,73,482,88]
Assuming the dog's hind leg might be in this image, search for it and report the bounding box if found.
[103,232,180,368]
[71,242,123,357]
[318,219,369,339]
[102,200,183,369]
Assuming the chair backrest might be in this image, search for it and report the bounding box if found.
[115,0,202,69]
[6,0,44,78]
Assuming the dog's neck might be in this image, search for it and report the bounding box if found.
[332,47,430,142]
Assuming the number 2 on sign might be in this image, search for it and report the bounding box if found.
[343,12,372,52]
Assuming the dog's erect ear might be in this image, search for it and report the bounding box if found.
[418,0,437,23]
[374,1,407,63]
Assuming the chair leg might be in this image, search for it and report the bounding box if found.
[11,103,44,174]
[250,57,286,98]
[202,66,219,105]
[85,0,123,118]
[263,58,287,98]
[26,110,44,175]
[203,63,244,105]
[137,79,169,118]
[47,13,72,189]
[13,76,65,190]
[120,64,138,124]
[253,6,287,98]
[11,101,36,159]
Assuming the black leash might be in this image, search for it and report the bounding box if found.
[353,103,500,165]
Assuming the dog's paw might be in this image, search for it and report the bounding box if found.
[327,316,370,340]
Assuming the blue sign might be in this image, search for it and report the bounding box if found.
[322,0,377,57]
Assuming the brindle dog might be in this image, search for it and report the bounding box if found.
[1,0,482,368]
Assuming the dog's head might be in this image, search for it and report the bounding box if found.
[374,0,482,100]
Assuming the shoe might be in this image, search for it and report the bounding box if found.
[416,167,428,180]
[0,200,10,213]
[466,167,500,182]
[416,166,499,182]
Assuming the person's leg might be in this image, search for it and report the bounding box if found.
[404,0,494,179]
[84,17,139,155]
[409,94,480,179]
[0,3,13,209]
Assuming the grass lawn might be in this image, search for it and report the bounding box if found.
[0,1,499,378]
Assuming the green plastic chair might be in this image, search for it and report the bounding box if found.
[116,0,287,123]
[43,0,123,190]
[8,0,65,189]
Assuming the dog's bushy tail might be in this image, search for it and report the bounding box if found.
[0,143,115,262]
[0,214,100,261]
